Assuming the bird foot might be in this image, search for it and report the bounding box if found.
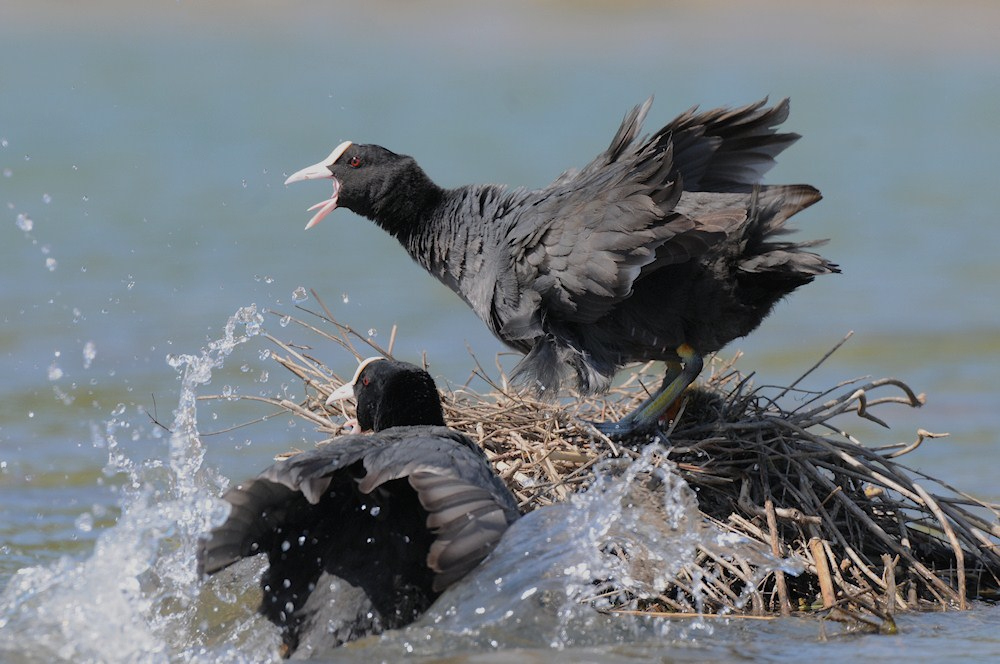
[588,416,666,443]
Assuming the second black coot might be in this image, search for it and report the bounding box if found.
[198,357,520,657]
[284,98,839,435]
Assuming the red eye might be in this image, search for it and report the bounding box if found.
[348,156,362,168]
[361,376,370,386]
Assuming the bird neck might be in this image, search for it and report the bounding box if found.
[366,164,446,241]
[392,185,505,299]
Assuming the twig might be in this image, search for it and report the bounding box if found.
[199,303,999,623]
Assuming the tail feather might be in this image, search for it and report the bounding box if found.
[739,184,839,279]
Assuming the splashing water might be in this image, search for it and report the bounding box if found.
[0,305,279,663]
[0,307,799,662]
[314,445,802,661]
[82,341,97,370]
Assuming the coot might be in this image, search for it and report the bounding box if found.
[285,98,838,435]
[198,357,520,656]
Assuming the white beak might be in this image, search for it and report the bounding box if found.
[326,381,355,405]
[324,356,387,406]
[284,141,354,185]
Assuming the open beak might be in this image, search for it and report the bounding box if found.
[285,141,353,230]
[300,180,341,230]
[340,417,361,434]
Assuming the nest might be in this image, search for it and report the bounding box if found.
[210,297,1000,633]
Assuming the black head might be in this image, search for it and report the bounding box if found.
[285,142,441,234]
[329,357,446,432]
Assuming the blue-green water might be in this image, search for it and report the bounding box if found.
[2,1,1000,661]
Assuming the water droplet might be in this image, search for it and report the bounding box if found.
[23,154,30,161]
[222,385,233,398]
[83,341,96,369]
[42,193,51,204]
[81,195,89,202]
[72,164,78,171]
[341,292,350,304]
[241,178,248,189]
[291,286,308,303]
[258,370,269,383]
[367,328,377,338]
[370,506,381,516]
[258,349,271,361]
[240,363,250,373]
[127,280,135,290]
[15,213,32,231]
[281,540,291,552]
[0,138,7,148]
[279,315,291,327]
[47,362,62,381]
[75,512,94,533]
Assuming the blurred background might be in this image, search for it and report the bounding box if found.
[2,0,998,595]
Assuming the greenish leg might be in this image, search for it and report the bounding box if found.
[592,344,703,438]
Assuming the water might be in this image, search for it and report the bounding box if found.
[3,1,1000,661]
[0,317,793,662]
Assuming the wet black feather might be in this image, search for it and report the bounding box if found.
[197,360,519,656]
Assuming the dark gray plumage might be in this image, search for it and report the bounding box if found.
[285,98,839,435]
[198,358,520,657]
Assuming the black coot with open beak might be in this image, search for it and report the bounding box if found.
[285,99,839,436]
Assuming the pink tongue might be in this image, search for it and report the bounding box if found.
[303,180,341,230]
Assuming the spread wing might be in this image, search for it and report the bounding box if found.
[648,97,801,192]
[197,427,519,594]
[358,430,520,592]
[196,435,380,575]
[497,100,728,337]
[493,97,803,339]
